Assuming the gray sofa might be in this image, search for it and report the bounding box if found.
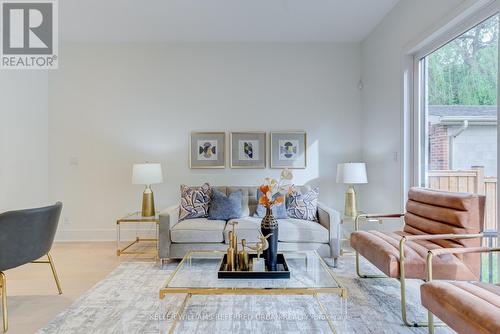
[159,186,341,267]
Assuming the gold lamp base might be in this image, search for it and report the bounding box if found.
[344,185,357,217]
[142,185,155,217]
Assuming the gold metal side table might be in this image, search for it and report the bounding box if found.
[116,212,160,258]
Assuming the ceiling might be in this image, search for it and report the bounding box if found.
[60,0,400,43]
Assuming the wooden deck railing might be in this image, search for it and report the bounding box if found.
[427,166,497,231]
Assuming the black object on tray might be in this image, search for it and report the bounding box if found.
[218,253,290,279]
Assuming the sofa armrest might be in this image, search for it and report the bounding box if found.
[317,202,341,259]
[426,246,499,281]
[158,205,179,260]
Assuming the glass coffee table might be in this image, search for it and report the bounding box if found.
[159,250,347,333]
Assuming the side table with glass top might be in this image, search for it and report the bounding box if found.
[116,212,160,258]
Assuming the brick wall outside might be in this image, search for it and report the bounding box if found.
[429,123,448,170]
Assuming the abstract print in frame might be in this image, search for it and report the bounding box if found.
[190,132,226,168]
[270,131,306,169]
[230,132,266,168]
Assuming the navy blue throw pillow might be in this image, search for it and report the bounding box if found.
[254,189,288,219]
[208,189,243,220]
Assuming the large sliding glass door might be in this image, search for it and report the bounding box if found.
[416,14,499,282]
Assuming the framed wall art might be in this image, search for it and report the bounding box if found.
[270,131,307,169]
[230,132,266,168]
[190,132,226,168]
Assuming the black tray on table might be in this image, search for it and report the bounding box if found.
[218,253,290,279]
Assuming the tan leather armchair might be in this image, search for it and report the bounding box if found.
[422,247,500,334]
[351,187,485,327]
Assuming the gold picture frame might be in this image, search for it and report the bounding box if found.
[189,131,226,169]
[270,131,307,169]
[230,131,267,169]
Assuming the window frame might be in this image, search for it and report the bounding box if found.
[411,3,500,188]
[406,1,499,281]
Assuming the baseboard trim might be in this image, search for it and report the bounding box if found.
[55,228,157,242]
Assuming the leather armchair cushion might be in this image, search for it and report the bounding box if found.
[421,281,500,334]
[351,230,478,280]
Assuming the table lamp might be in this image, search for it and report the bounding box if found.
[132,163,163,217]
[336,162,367,217]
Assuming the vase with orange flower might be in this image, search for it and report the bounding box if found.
[258,169,294,271]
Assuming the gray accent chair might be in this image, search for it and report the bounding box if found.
[0,202,63,332]
[159,186,341,267]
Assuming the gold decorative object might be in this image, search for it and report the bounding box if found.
[336,162,367,217]
[224,223,274,272]
[226,244,235,271]
[237,239,249,271]
[132,163,163,217]
[142,185,155,217]
[345,185,357,217]
[228,221,238,260]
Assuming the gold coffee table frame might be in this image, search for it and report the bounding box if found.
[159,250,347,334]
[116,212,159,258]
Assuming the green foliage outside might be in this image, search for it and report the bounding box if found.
[481,253,498,283]
[428,15,498,106]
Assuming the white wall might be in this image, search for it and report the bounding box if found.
[451,125,497,176]
[360,0,465,213]
[49,43,362,240]
[0,71,49,212]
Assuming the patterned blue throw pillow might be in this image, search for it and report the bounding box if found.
[179,183,211,221]
[254,189,288,219]
[208,189,243,220]
[286,187,319,221]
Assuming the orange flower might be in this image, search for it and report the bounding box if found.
[259,185,269,194]
[274,196,284,205]
[259,195,269,206]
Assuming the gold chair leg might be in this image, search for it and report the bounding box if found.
[355,251,386,278]
[428,310,434,334]
[47,253,62,295]
[0,272,7,333]
[399,238,445,328]
[357,238,444,328]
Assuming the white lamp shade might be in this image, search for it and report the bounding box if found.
[336,162,367,184]
[132,163,163,185]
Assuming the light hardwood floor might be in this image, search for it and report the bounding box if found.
[2,242,155,334]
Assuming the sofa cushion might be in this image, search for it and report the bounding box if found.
[225,187,250,217]
[179,183,212,221]
[224,217,262,243]
[277,218,329,243]
[421,281,500,334]
[286,187,319,221]
[171,218,226,243]
[208,189,242,220]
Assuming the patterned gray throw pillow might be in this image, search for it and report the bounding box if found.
[179,183,212,221]
[286,187,319,221]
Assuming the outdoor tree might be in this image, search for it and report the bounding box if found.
[428,15,499,106]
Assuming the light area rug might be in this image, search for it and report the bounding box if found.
[36,255,453,334]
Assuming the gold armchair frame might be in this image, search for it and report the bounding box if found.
[425,246,500,334]
[0,252,62,333]
[354,213,483,327]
